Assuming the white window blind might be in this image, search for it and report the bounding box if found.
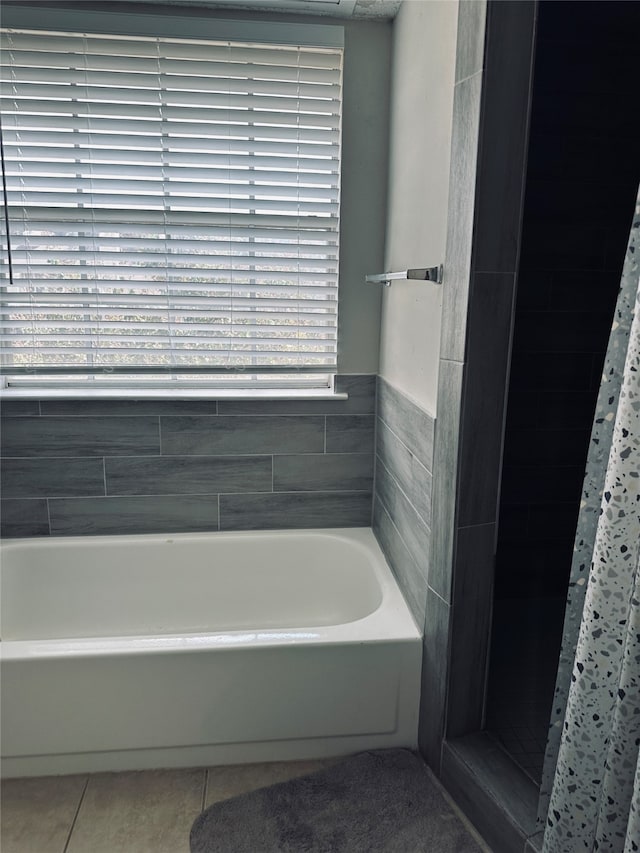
[0,26,342,384]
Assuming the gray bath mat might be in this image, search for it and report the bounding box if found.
[190,749,483,852]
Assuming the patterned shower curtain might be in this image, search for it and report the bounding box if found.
[539,193,640,851]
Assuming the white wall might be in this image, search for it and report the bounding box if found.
[337,19,392,375]
[379,0,458,413]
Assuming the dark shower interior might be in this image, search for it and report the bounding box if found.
[485,0,640,785]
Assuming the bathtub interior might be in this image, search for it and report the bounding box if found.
[1,529,385,641]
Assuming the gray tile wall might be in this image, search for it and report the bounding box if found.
[372,377,434,627]
[417,0,488,778]
[427,3,541,852]
[0,375,375,538]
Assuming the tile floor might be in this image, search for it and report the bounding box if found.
[2,756,493,853]
[1,759,336,853]
[485,597,566,785]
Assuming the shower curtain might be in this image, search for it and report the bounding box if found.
[539,191,640,852]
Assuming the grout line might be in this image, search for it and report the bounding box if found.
[377,414,434,475]
[375,497,425,579]
[371,380,378,528]
[455,68,483,87]
[457,520,496,531]
[427,584,449,607]
[376,455,432,531]
[218,489,372,497]
[201,769,209,813]
[62,775,90,853]
[47,492,225,501]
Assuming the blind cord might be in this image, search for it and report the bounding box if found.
[0,114,15,286]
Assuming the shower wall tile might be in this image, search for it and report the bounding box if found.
[325,415,375,454]
[455,0,487,83]
[49,495,219,536]
[429,359,465,604]
[375,459,430,574]
[105,456,272,496]
[0,499,50,538]
[448,522,496,737]
[2,458,105,499]
[457,272,516,527]
[441,736,534,853]
[439,71,483,363]
[219,491,372,531]
[0,416,160,458]
[373,377,435,627]
[502,427,591,467]
[500,463,584,506]
[372,499,426,627]
[0,377,375,537]
[273,453,372,493]
[509,351,595,392]
[161,416,324,456]
[471,1,536,274]
[418,587,451,774]
[376,378,434,468]
[376,419,432,522]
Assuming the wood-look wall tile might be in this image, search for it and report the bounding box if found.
[1,499,50,537]
[440,73,483,363]
[0,401,40,416]
[161,416,324,456]
[325,415,375,454]
[429,359,464,603]
[376,378,434,470]
[441,734,537,853]
[471,0,537,274]
[41,400,218,416]
[372,498,425,628]
[1,458,105,498]
[273,453,372,493]
[457,272,516,526]
[375,459,430,575]
[448,523,496,738]
[418,588,451,774]
[219,491,371,531]
[105,456,271,496]
[376,418,432,522]
[455,0,487,83]
[0,417,159,457]
[49,495,219,536]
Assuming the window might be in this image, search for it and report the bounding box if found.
[0,12,343,392]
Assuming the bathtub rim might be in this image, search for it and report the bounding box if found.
[1,526,422,661]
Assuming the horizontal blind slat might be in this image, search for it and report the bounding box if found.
[0,26,342,374]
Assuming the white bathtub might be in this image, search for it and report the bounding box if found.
[0,527,422,778]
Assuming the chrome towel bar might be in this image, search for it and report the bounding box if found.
[365,265,443,286]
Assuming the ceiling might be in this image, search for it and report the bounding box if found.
[115,0,403,19]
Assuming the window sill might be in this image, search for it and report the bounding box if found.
[0,387,349,402]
